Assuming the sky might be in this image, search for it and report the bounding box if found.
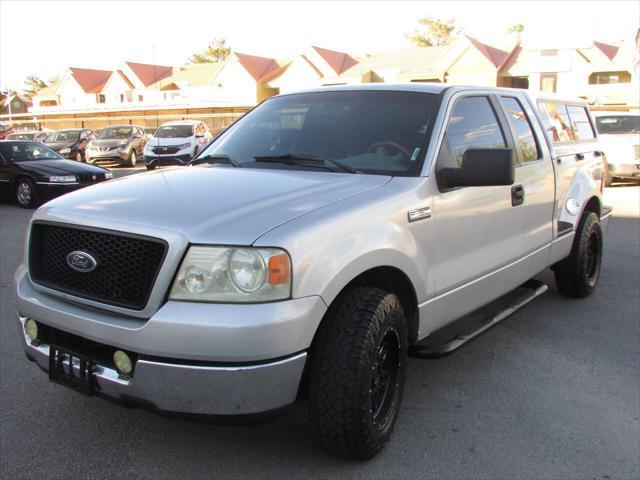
[1,0,639,91]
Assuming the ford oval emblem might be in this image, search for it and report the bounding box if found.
[66,251,97,273]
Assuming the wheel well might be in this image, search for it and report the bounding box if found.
[582,196,601,218]
[10,175,32,191]
[340,266,419,344]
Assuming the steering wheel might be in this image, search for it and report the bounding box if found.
[366,140,412,160]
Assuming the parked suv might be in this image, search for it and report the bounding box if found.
[15,85,610,459]
[591,111,640,185]
[143,120,213,169]
[86,125,147,167]
[45,128,95,162]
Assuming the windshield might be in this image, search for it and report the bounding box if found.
[156,125,193,138]
[0,143,62,162]
[7,132,36,140]
[96,126,133,140]
[46,131,80,142]
[595,115,640,134]
[198,90,439,176]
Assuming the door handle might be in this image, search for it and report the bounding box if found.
[594,151,603,157]
[511,185,525,206]
[576,153,585,161]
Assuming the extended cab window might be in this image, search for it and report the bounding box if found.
[501,97,540,162]
[537,101,576,144]
[437,96,506,170]
[566,105,595,140]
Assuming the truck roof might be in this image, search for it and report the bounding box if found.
[277,83,589,106]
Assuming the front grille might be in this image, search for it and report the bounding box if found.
[152,146,180,155]
[29,223,167,310]
[77,173,106,184]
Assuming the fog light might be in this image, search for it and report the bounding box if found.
[25,319,39,342]
[113,350,133,376]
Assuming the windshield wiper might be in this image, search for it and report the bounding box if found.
[189,154,242,167]
[254,153,359,174]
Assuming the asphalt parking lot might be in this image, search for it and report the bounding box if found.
[1,182,638,479]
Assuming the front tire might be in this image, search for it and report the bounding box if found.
[15,178,39,209]
[128,150,137,167]
[308,287,408,459]
[554,211,603,298]
[145,163,156,170]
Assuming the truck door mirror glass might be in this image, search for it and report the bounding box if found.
[438,148,515,188]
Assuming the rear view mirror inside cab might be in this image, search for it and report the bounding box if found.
[438,148,515,189]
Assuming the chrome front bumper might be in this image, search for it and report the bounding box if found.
[609,162,640,178]
[19,314,307,415]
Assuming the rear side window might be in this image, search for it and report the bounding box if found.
[437,96,506,169]
[566,106,595,140]
[537,101,576,144]
[501,97,540,162]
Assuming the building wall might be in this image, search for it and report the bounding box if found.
[274,56,323,94]
[56,73,98,107]
[101,73,134,105]
[445,47,498,86]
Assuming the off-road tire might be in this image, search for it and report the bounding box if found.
[554,211,603,298]
[15,178,39,209]
[308,287,408,459]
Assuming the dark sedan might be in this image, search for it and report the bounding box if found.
[44,128,95,162]
[0,141,113,208]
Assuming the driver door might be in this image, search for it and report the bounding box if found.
[425,93,526,331]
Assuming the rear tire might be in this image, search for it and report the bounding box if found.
[554,212,603,298]
[308,287,408,459]
[15,178,39,209]
[145,163,156,170]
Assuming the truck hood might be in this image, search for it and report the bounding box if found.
[37,166,391,244]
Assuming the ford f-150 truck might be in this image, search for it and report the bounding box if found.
[15,84,611,459]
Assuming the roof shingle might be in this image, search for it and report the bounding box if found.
[69,67,112,93]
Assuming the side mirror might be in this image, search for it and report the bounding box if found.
[438,148,515,189]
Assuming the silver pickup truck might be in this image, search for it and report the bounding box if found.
[15,84,611,459]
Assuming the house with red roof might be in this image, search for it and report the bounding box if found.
[19,34,638,131]
[499,38,639,105]
[32,66,116,108]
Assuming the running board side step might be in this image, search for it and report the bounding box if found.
[409,280,548,359]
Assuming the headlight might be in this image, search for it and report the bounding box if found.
[177,142,192,150]
[119,140,128,146]
[59,148,71,154]
[170,246,291,302]
[48,175,76,183]
[105,172,114,180]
